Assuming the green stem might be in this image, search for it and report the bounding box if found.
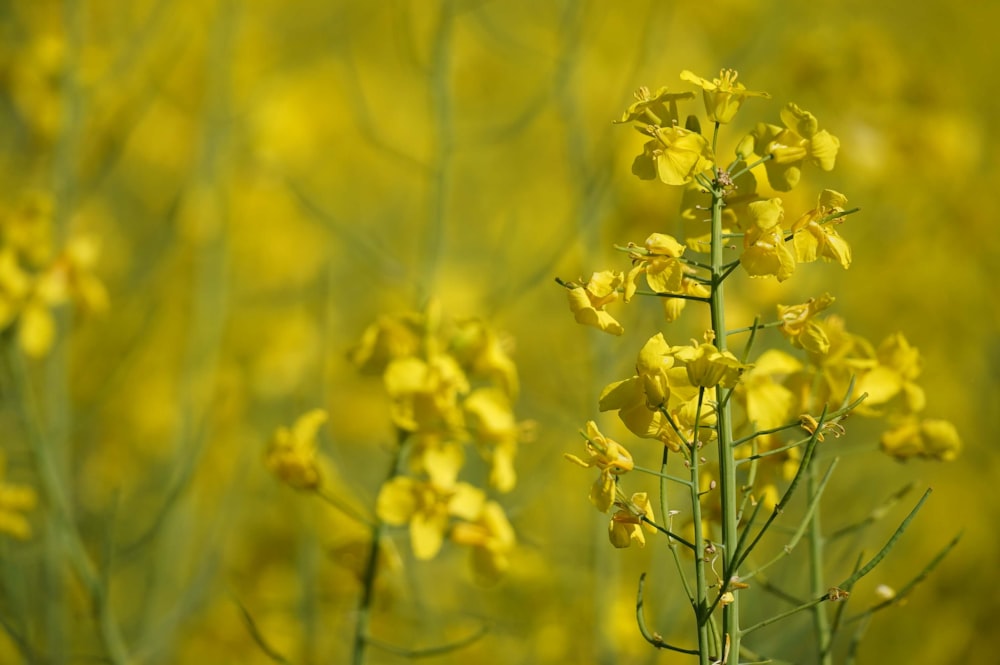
[709,174,741,660]
[808,453,833,665]
[654,447,697,603]
[688,388,710,665]
[352,436,407,665]
[3,338,131,665]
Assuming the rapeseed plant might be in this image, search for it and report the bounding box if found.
[559,69,960,664]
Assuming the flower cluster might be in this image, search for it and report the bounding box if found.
[0,193,109,357]
[351,303,528,582]
[560,67,959,561]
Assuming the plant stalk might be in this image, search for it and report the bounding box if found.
[709,165,741,661]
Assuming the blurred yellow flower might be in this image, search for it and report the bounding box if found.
[749,103,840,190]
[0,454,37,540]
[265,409,327,490]
[856,333,925,412]
[450,318,519,399]
[349,313,422,375]
[680,69,770,123]
[375,476,485,560]
[564,421,634,512]
[609,492,656,548]
[450,500,516,584]
[566,270,625,336]
[737,350,803,429]
[407,433,465,488]
[463,387,521,493]
[383,354,469,432]
[881,418,961,461]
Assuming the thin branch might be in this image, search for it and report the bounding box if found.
[636,574,701,655]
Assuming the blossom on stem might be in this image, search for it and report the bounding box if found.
[624,233,686,301]
[672,340,746,389]
[777,293,836,355]
[740,198,796,281]
[662,276,710,322]
[376,476,485,560]
[564,421,634,512]
[792,190,852,268]
[608,492,656,548]
[631,125,714,186]
[614,86,694,127]
[680,69,770,123]
[566,270,626,336]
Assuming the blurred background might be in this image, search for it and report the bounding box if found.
[0,0,995,663]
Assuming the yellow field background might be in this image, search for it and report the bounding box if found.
[0,1,996,663]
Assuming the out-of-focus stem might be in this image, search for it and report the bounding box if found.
[808,458,833,665]
[352,437,406,665]
[3,339,131,665]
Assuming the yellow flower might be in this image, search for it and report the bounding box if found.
[792,190,852,268]
[383,353,469,433]
[450,500,516,585]
[376,476,485,560]
[265,409,328,490]
[738,198,796,281]
[777,294,836,355]
[564,421,634,512]
[624,233,686,300]
[632,125,714,186]
[463,387,521,493]
[348,313,422,374]
[658,393,718,451]
[38,235,110,315]
[749,103,840,190]
[614,86,695,127]
[881,418,961,462]
[450,318,519,399]
[855,333,925,412]
[736,350,803,429]
[597,335,703,450]
[609,492,656,548]
[0,454,37,540]
[661,276,710,323]
[672,341,746,389]
[407,433,465,488]
[566,270,625,336]
[680,69,770,123]
[1,191,54,267]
